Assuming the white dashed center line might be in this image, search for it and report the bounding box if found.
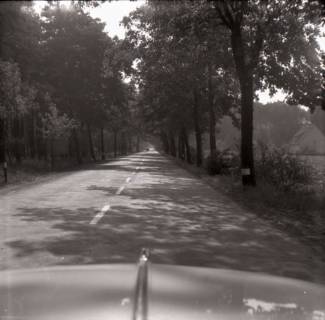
[90,204,110,225]
[90,158,144,224]
[116,185,125,195]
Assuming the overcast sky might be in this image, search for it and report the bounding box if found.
[33,0,144,38]
[33,0,324,105]
[88,1,145,38]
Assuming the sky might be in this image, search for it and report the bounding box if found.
[33,0,145,39]
[87,1,145,38]
[33,0,324,105]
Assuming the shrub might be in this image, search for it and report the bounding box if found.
[256,144,313,192]
[221,150,240,171]
[204,155,223,175]
[204,149,240,176]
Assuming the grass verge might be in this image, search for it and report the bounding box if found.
[0,155,124,188]
[172,156,325,261]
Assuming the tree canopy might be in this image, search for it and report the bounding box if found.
[0,0,322,186]
[123,0,323,184]
[0,1,139,170]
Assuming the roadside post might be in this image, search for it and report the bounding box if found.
[241,167,251,188]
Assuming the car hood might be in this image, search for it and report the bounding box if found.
[0,264,324,320]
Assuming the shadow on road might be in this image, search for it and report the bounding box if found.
[87,157,171,175]
[8,170,320,282]
[3,151,323,283]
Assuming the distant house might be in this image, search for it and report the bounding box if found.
[311,106,325,136]
[289,123,325,155]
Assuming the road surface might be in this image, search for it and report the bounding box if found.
[0,150,324,283]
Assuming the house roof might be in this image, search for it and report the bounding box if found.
[311,106,325,136]
[290,122,325,154]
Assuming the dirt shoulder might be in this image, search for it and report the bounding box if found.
[171,156,325,267]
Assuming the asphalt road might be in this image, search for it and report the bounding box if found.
[0,150,324,283]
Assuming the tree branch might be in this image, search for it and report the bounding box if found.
[249,24,264,70]
[214,2,231,28]
[223,2,235,27]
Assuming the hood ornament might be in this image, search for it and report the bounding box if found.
[132,248,150,320]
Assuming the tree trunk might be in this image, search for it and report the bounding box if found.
[50,137,54,170]
[72,128,82,164]
[193,89,202,167]
[12,116,21,163]
[113,130,118,158]
[161,131,169,153]
[178,130,184,160]
[136,134,140,152]
[239,75,256,186]
[30,107,37,158]
[36,115,45,160]
[127,134,132,154]
[177,133,181,158]
[23,115,29,158]
[182,127,191,164]
[208,63,217,161]
[100,127,105,160]
[19,116,25,160]
[87,124,96,161]
[121,132,126,155]
[0,118,5,164]
[169,132,176,157]
[230,25,256,186]
[68,134,74,159]
[0,117,7,183]
[124,133,128,155]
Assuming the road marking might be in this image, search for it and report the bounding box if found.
[116,185,125,195]
[115,160,143,196]
[90,204,110,225]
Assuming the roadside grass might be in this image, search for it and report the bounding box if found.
[0,155,118,188]
[0,152,142,188]
[0,159,70,187]
[172,157,325,258]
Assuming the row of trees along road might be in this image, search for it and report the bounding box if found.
[0,1,323,187]
[0,1,141,181]
[123,0,323,186]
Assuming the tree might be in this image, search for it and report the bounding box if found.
[39,4,110,161]
[0,1,139,175]
[0,1,41,179]
[124,2,239,166]
[212,0,322,186]
[101,36,136,157]
[41,100,76,169]
[0,60,23,167]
